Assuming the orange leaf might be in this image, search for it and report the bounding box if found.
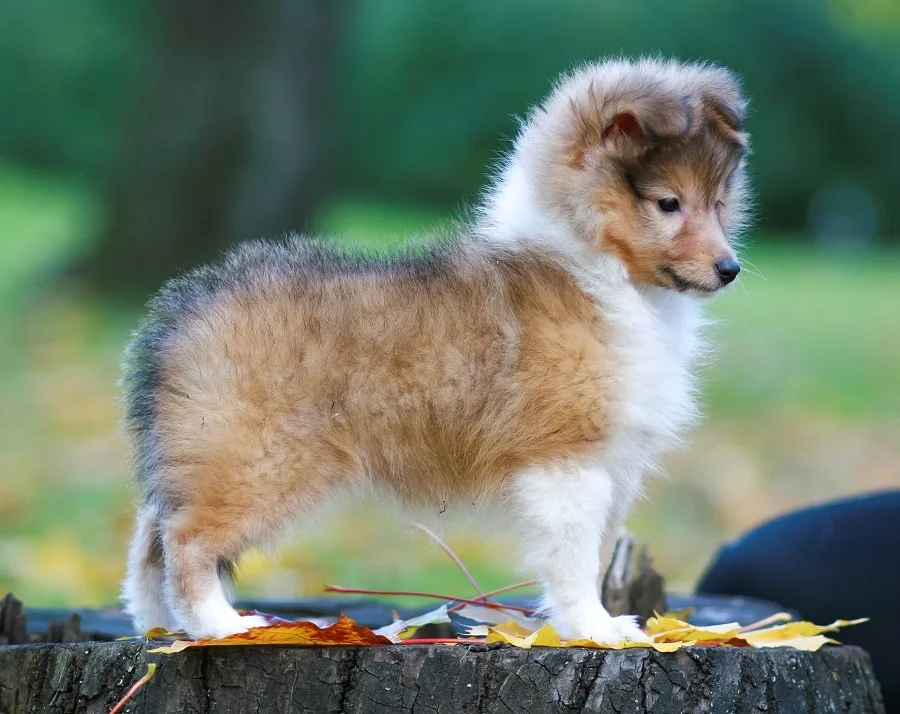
[148,614,391,654]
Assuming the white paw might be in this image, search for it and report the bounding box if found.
[556,614,650,645]
[238,614,270,631]
[604,614,651,644]
[183,605,271,639]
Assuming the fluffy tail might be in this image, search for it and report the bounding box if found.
[121,503,177,633]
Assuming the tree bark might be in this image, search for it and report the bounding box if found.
[85,0,345,296]
[0,640,884,714]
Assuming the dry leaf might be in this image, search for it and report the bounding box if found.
[740,618,868,642]
[486,623,561,649]
[116,626,182,641]
[454,604,545,631]
[465,613,866,652]
[373,604,451,641]
[142,601,867,655]
[646,615,742,645]
[148,614,391,654]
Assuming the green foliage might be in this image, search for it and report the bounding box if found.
[335,0,900,236]
[0,0,147,173]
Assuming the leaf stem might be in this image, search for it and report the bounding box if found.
[109,663,157,714]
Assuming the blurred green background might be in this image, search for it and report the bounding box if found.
[1,0,898,608]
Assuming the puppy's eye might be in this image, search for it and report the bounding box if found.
[716,200,725,211]
[657,197,680,213]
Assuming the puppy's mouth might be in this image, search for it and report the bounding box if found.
[659,266,718,295]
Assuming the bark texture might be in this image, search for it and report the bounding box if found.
[0,641,884,714]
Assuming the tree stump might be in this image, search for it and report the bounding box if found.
[0,640,884,714]
[601,535,667,621]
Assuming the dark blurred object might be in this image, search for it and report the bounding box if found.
[663,593,799,628]
[2,593,87,644]
[0,594,27,644]
[697,490,900,713]
[84,0,346,295]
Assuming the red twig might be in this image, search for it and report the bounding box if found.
[400,638,487,645]
[109,663,157,714]
[324,585,535,614]
[447,579,539,614]
[410,522,484,596]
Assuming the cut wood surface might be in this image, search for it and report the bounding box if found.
[0,639,884,714]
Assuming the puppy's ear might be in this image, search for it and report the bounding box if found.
[700,70,748,143]
[602,112,643,140]
[567,82,691,168]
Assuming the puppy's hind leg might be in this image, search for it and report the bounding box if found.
[505,461,649,645]
[158,457,339,640]
[122,503,179,633]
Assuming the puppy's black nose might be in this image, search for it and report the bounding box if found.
[715,259,741,284]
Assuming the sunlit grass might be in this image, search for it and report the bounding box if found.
[0,179,897,606]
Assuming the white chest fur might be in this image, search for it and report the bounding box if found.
[575,259,704,480]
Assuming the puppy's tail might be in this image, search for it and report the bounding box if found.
[121,503,238,634]
[121,503,176,633]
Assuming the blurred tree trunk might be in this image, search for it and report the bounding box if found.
[85,0,344,297]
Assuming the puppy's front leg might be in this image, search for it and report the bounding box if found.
[507,462,648,644]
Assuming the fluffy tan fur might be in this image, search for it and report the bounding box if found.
[122,56,750,642]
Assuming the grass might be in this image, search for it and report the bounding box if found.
[0,174,897,609]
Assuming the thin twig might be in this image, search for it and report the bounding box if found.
[324,585,535,614]
[737,612,793,634]
[410,522,484,595]
[109,663,157,714]
[447,579,539,614]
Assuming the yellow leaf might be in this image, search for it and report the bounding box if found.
[645,614,742,645]
[486,628,538,649]
[490,619,538,639]
[485,624,561,649]
[531,625,563,647]
[648,640,693,652]
[147,639,192,654]
[742,618,868,643]
[558,636,691,652]
[654,623,741,645]
[747,635,838,652]
[645,613,691,635]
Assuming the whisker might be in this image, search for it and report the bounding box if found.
[738,258,766,281]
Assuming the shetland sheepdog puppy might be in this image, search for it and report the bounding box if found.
[121,57,749,643]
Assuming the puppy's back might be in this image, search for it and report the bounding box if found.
[123,234,612,513]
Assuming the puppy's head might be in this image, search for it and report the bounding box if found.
[527,58,750,295]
